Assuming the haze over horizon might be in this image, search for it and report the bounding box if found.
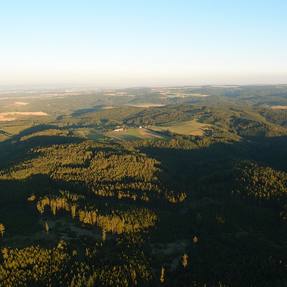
[1,0,286,87]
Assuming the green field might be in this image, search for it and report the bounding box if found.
[106,127,165,141]
[151,119,211,136]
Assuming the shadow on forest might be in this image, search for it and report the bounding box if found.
[139,136,287,197]
[2,127,287,198]
[13,124,59,139]
[1,132,287,285]
[71,105,104,117]
[0,175,53,237]
[0,123,85,169]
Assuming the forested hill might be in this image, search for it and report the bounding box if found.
[1,86,287,286]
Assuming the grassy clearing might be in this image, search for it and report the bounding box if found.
[72,128,107,141]
[20,129,70,141]
[0,122,33,141]
[106,128,165,141]
[151,119,211,136]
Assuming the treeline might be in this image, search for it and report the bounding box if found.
[35,192,157,234]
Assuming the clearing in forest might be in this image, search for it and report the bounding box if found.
[151,119,211,136]
[106,127,164,141]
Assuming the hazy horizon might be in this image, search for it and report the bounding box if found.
[1,0,286,87]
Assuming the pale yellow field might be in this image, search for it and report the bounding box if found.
[101,106,114,110]
[271,105,287,110]
[0,112,48,122]
[14,101,29,106]
[127,103,165,108]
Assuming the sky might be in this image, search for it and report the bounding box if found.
[0,0,286,87]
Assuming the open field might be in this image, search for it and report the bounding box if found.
[0,122,33,142]
[106,127,164,140]
[0,112,48,122]
[127,103,165,108]
[71,128,107,141]
[164,93,209,98]
[151,119,211,136]
[271,105,287,110]
[14,101,29,106]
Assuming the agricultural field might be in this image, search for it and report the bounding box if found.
[151,119,212,136]
[0,112,48,122]
[106,127,165,141]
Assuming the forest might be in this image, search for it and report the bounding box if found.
[1,85,287,286]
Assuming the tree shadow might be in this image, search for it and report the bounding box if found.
[139,136,287,197]
[0,134,84,169]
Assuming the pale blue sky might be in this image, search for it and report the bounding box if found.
[0,0,286,87]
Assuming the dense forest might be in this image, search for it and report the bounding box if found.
[1,86,287,286]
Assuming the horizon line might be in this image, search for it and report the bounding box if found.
[0,82,287,91]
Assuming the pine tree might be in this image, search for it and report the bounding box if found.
[160,266,165,284]
[0,224,5,237]
[44,221,49,233]
[182,254,189,268]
